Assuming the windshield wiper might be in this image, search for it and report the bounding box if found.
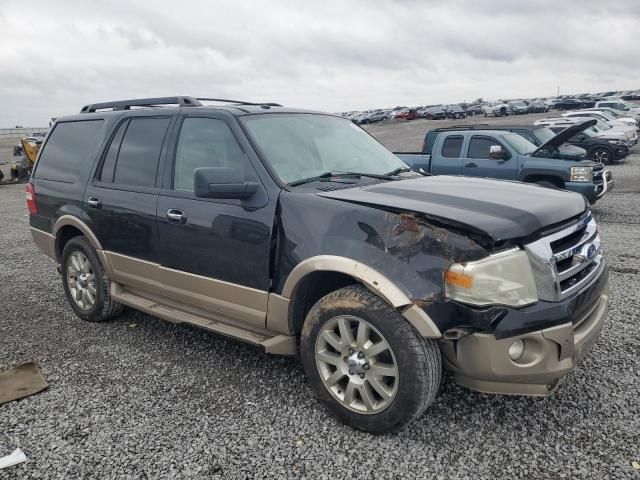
[385,167,412,176]
[287,171,398,187]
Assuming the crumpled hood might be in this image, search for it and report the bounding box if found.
[318,176,587,242]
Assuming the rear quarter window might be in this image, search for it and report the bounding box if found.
[34,120,104,183]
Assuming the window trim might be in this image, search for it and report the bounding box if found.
[157,113,262,205]
[440,134,464,159]
[32,119,105,183]
[91,114,174,194]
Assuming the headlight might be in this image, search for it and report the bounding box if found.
[608,139,624,145]
[445,248,538,307]
[570,166,593,182]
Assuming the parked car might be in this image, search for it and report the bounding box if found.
[595,100,640,120]
[546,124,630,164]
[554,98,589,110]
[561,111,638,141]
[581,107,639,128]
[507,100,529,115]
[360,110,388,124]
[482,102,509,117]
[444,104,466,119]
[28,95,610,434]
[395,108,419,121]
[527,100,548,113]
[422,106,446,120]
[402,127,612,203]
[464,104,484,116]
[535,117,635,147]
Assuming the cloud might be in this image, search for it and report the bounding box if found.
[0,0,638,125]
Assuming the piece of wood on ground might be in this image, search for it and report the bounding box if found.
[0,362,48,404]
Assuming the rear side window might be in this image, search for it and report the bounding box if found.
[468,136,498,159]
[441,135,463,158]
[423,131,438,154]
[100,117,171,188]
[35,120,104,182]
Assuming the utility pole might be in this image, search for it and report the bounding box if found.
[557,85,560,97]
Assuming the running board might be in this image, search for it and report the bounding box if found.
[111,285,296,355]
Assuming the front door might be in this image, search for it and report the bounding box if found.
[156,114,275,328]
[463,135,516,180]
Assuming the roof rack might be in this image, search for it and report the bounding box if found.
[197,97,283,108]
[80,96,202,113]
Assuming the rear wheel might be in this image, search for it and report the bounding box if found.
[591,147,612,165]
[61,237,124,322]
[300,285,441,434]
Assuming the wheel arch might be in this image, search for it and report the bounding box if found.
[270,255,441,339]
[522,174,565,189]
[52,215,103,261]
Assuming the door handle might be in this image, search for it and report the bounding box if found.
[87,197,101,208]
[166,209,186,223]
[465,162,478,168]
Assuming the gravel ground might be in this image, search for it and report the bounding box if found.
[0,119,639,479]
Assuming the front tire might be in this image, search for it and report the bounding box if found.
[535,180,559,189]
[300,285,441,434]
[590,147,612,165]
[61,236,124,322]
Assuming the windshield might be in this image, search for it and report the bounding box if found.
[593,119,611,130]
[532,127,556,144]
[241,114,406,184]
[502,133,536,155]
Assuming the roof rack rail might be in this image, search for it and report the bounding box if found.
[197,97,283,108]
[80,96,202,113]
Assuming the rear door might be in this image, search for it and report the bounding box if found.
[463,135,516,180]
[431,133,463,175]
[155,113,275,328]
[85,114,174,271]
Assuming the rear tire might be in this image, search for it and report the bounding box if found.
[300,285,441,434]
[61,236,124,322]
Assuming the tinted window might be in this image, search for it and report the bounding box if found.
[35,120,104,182]
[468,137,497,159]
[113,117,171,187]
[441,135,463,158]
[173,118,246,192]
[99,120,128,183]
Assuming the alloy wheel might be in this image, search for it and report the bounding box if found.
[315,315,399,414]
[66,251,96,310]
[593,149,610,164]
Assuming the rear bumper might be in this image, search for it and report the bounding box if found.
[441,282,609,396]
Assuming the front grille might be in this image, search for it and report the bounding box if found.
[525,212,603,301]
[592,164,604,185]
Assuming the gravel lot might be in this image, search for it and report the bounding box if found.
[0,115,639,479]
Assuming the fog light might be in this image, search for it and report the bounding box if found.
[508,339,525,361]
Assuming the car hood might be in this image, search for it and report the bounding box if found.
[532,120,596,156]
[318,176,587,242]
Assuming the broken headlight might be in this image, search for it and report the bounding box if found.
[445,248,538,307]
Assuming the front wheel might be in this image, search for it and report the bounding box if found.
[300,285,441,434]
[591,147,612,165]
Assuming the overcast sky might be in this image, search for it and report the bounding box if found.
[1,0,639,126]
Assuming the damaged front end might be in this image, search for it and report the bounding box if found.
[276,184,608,396]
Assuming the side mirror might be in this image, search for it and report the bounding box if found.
[194,167,259,199]
[489,145,507,160]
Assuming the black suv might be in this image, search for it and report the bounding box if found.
[28,96,609,433]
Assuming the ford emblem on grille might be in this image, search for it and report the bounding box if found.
[586,243,597,260]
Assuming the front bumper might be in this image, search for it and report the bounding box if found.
[566,171,613,203]
[441,281,609,396]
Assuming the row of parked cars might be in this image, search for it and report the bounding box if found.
[342,89,640,125]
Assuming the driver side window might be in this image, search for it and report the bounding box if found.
[468,136,501,159]
[173,118,246,192]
